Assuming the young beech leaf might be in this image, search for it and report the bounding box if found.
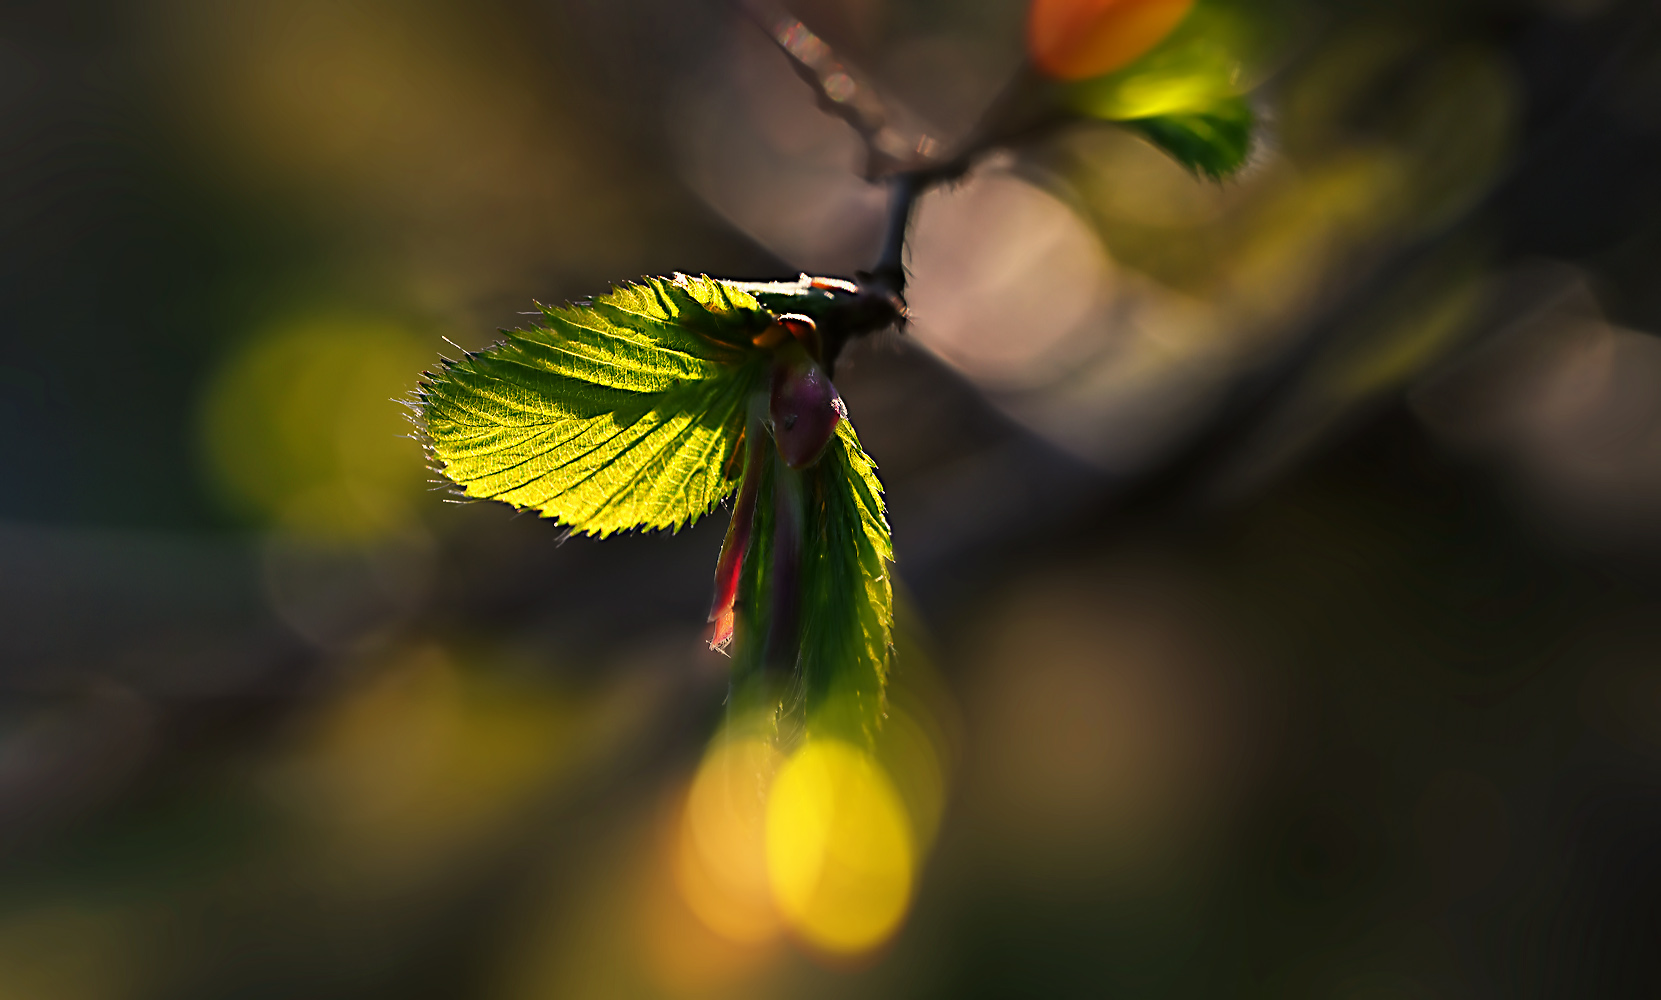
[729,420,894,743]
[415,275,774,537]
[800,420,894,740]
[1127,95,1254,180]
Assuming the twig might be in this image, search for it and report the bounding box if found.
[730,1,1062,371]
[867,171,918,294]
[732,0,931,179]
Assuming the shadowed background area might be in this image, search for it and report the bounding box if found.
[4,0,1661,996]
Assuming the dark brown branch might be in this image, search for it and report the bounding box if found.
[867,172,917,294]
[731,2,1061,369]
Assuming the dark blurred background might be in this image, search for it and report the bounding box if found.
[4,0,1661,996]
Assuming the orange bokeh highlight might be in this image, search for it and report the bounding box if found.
[673,738,786,945]
[1027,0,1195,81]
[642,805,780,996]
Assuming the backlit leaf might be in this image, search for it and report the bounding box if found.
[415,275,774,537]
[1055,2,1258,180]
[729,420,894,743]
[1126,95,1254,179]
[799,420,895,741]
[1061,2,1247,119]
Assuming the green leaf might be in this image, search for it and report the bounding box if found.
[729,420,894,743]
[1054,0,1260,180]
[1063,3,1247,120]
[415,275,774,537]
[800,420,895,741]
[1125,96,1254,180]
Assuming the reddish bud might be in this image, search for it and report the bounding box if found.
[769,350,844,470]
[776,313,823,361]
[1027,0,1194,81]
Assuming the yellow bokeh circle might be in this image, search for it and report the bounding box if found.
[764,740,913,954]
[199,316,428,537]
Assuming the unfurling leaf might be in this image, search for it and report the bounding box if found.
[1126,95,1254,179]
[799,422,894,741]
[729,421,894,744]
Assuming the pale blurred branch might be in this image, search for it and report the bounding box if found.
[732,0,930,179]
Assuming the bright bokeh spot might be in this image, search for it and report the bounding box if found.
[675,738,785,944]
[1028,0,1195,81]
[200,316,429,537]
[765,740,913,955]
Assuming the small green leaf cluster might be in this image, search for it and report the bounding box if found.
[1050,0,1261,179]
[416,275,894,741]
